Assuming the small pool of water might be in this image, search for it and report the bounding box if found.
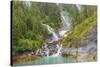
[14,56,77,66]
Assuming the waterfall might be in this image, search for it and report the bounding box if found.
[44,43,50,56]
[42,24,63,57]
[52,32,59,41]
[59,7,71,37]
[57,44,62,54]
[35,49,41,55]
[35,49,39,55]
[43,24,59,41]
[76,5,83,13]
[46,49,49,57]
[40,4,72,57]
[51,44,62,57]
[46,24,59,41]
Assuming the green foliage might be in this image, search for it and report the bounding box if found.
[12,1,97,54]
[12,1,61,54]
[61,5,97,48]
[61,4,97,27]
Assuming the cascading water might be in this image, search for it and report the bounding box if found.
[35,49,39,55]
[43,24,59,41]
[44,43,50,56]
[41,4,72,57]
[14,4,97,66]
[59,8,72,37]
[61,11,71,28]
[35,49,42,55]
[76,5,82,13]
[42,24,63,56]
[51,44,62,57]
[57,44,62,54]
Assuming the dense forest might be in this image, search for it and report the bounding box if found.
[12,1,62,55]
[12,1,97,65]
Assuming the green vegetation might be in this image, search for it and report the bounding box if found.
[61,4,97,26]
[12,1,97,56]
[12,1,61,55]
[61,5,97,48]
